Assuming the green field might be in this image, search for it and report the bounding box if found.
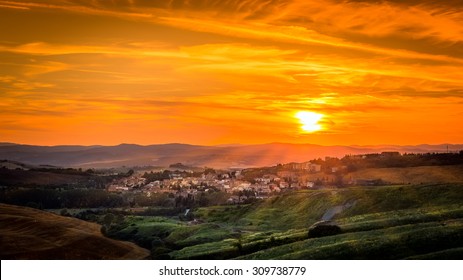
[105,183,463,259]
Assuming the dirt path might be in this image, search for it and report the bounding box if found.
[321,200,356,220]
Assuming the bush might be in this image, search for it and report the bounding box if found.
[151,247,172,260]
[60,208,70,216]
[151,237,164,247]
[101,225,108,235]
[308,220,342,238]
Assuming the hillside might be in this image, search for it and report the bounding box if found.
[194,184,463,231]
[1,143,461,168]
[348,165,463,184]
[0,168,97,187]
[116,183,463,260]
[0,203,149,259]
[3,184,461,260]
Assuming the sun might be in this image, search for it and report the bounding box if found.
[295,111,324,133]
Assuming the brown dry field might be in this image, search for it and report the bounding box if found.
[297,164,463,185]
[348,164,463,184]
[0,203,149,259]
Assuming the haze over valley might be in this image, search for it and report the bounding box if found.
[1,143,463,259]
[1,142,462,169]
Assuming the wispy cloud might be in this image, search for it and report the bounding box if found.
[0,0,152,18]
[0,3,29,10]
[1,0,462,145]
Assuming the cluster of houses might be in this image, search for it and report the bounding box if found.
[106,168,320,204]
[105,152,402,203]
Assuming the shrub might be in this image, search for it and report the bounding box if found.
[308,220,342,238]
[100,225,107,235]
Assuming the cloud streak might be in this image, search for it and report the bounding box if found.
[0,0,462,145]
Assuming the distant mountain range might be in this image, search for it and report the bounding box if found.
[0,142,462,169]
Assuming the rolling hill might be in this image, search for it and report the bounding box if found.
[0,203,150,260]
[100,183,463,260]
[0,142,461,168]
[348,165,463,184]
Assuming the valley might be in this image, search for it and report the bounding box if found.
[1,146,463,259]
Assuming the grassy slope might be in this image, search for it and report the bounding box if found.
[196,184,463,230]
[0,168,92,186]
[239,219,463,259]
[170,183,463,259]
[0,203,150,259]
[292,165,463,186]
[348,164,463,184]
[106,215,240,259]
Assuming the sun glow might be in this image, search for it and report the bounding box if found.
[295,111,324,133]
[1,1,462,146]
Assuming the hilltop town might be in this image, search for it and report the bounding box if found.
[104,151,463,205]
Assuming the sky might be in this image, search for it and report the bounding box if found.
[1,0,463,146]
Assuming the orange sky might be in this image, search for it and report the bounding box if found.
[1,0,462,146]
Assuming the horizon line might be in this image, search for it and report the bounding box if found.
[1,141,462,148]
